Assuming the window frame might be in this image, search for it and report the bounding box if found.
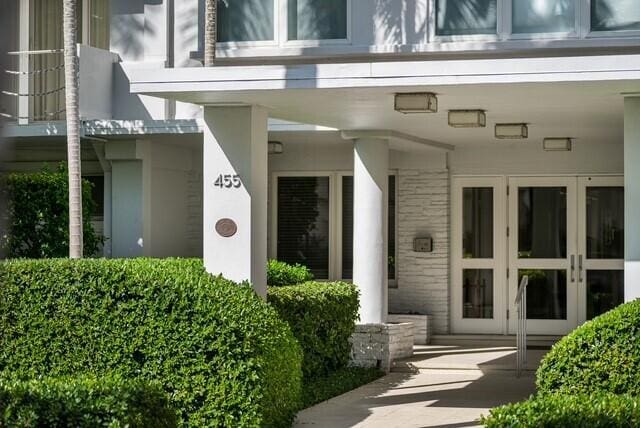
[270,170,397,285]
[215,0,281,48]
[584,0,640,39]
[429,0,505,43]
[282,0,352,46]
[504,0,582,40]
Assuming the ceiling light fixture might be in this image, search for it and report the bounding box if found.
[543,138,572,152]
[448,110,486,128]
[268,141,283,155]
[495,123,528,139]
[394,92,438,114]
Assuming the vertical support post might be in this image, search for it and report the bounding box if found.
[18,0,29,125]
[202,106,268,298]
[353,138,389,324]
[625,97,640,301]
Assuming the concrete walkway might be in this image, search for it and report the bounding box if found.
[295,346,544,428]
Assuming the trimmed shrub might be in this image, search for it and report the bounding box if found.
[0,258,303,427]
[2,167,101,258]
[267,259,314,287]
[536,300,640,395]
[0,375,176,428]
[302,367,384,409]
[268,281,359,379]
[481,392,640,428]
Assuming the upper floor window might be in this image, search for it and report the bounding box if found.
[287,0,348,41]
[591,0,640,32]
[217,0,275,42]
[512,0,575,34]
[436,0,497,36]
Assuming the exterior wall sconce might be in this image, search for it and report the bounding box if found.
[448,110,486,128]
[495,123,528,139]
[394,92,438,114]
[268,141,283,154]
[543,138,572,151]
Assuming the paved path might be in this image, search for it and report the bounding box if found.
[295,346,542,428]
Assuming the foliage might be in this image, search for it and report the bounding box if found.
[268,281,359,379]
[481,392,640,428]
[536,300,640,395]
[0,258,303,427]
[302,367,384,409]
[3,166,101,258]
[0,375,176,428]
[267,259,314,287]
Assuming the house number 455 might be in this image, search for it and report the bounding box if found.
[214,174,242,189]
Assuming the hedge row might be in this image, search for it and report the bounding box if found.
[0,375,176,428]
[268,281,359,379]
[482,393,640,428]
[267,259,314,287]
[0,258,302,427]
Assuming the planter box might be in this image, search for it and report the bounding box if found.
[387,314,432,345]
[350,322,414,372]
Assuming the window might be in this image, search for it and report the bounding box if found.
[341,175,396,281]
[512,0,575,34]
[277,176,330,279]
[436,0,497,36]
[591,0,640,32]
[288,0,347,40]
[84,175,105,219]
[88,0,110,50]
[217,0,275,42]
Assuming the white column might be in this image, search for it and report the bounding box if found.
[625,97,640,301]
[353,138,389,324]
[203,106,268,298]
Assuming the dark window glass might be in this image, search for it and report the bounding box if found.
[518,187,567,259]
[463,187,493,259]
[587,270,624,320]
[84,175,104,218]
[586,187,624,260]
[462,269,494,319]
[217,0,274,42]
[521,270,567,320]
[591,0,640,32]
[277,177,330,279]
[341,175,396,281]
[288,0,347,40]
[436,0,497,36]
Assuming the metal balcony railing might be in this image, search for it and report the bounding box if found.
[2,49,66,124]
[515,275,529,377]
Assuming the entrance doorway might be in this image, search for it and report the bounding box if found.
[452,176,624,335]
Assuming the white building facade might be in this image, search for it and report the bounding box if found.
[2,0,640,339]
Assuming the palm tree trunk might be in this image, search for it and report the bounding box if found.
[63,0,83,258]
[204,0,217,67]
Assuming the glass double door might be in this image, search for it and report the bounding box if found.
[508,176,624,335]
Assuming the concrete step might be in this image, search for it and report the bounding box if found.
[431,334,560,348]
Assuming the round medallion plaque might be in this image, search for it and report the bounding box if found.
[215,218,237,237]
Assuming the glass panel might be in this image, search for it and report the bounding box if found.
[217,0,274,42]
[288,0,347,40]
[586,187,624,260]
[277,177,330,279]
[463,269,494,319]
[342,176,396,281]
[518,187,567,259]
[587,270,624,320]
[512,0,575,34]
[591,0,640,32]
[463,187,493,259]
[89,0,110,49]
[436,0,497,36]
[521,270,567,320]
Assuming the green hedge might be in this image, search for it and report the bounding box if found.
[482,393,640,428]
[0,258,303,427]
[267,259,314,287]
[268,281,359,379]
[3,167,101,258]
[536,300,640,395]
[0,375,176,428]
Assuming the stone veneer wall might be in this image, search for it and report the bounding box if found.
[389,169,450,334]
[350,323,414,371]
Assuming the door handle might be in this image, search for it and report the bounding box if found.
[570,255,575,282]
[578,255,584,283]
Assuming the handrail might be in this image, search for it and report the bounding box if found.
[515,275,529,377]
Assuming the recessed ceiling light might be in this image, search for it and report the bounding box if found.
[394,93,438,114]
[495,123,528,139]
[448,110,486,128]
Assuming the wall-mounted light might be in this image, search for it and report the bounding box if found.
[448,110,486,128]
[495,123,528,139]
[394,92,438,114]
[268,141,283,155]
[543,138,572,152]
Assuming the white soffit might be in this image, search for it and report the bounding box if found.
[341,130,455,152]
